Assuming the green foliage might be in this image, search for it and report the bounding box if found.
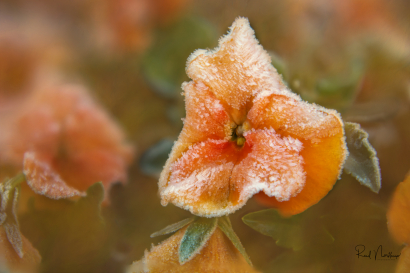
[217,216,252,265]
[142,17,217,99]
[151,217,194,238]
[242,209,334,251]
[179,217,217,264]
[0,174,25,258]
[140,139,174,178]
[344,122,381,193]
[151,216,252,265]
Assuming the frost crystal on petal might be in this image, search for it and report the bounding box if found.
[186,17,294,112]
[23,152,85,199]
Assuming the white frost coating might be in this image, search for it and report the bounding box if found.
[186,17,300,110]
[160,129,307,217]
[23,152,85,199]
[237,129,306,202]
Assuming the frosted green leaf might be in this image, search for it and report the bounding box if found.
[344,122,381,193]
[242,209,333,251]
[179,217,217,264]
[142,17,217,98]
[218,216,252,265]
[0,175,24,258]
[140,139,174,178]
[151,217,194,238]
[3,186,23,258]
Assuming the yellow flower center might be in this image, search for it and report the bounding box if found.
[230,121,251,147]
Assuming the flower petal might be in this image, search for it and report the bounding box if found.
[230,129,306,205]
[396,246,410,273]
[23,152,85,199]
[255,133,347,216]
[0,226,41,273]
[56,150,129,199]
[248,94,344,142]
[160,140,239,217]
[161,129,308,217]
[178,81,232,145]
[129,227,259,273]
[159,81,232,193]
[387,174,410,245]
[186,17,287,117]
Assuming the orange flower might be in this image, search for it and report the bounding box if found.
[129,227,259,273]
[387,173,410,273]
[0,82,134,202]
[387,174,410,245]
[0,225,41,273]
[159,17,347,217]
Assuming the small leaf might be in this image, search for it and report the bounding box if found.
[3,222,23,258]
[179,217,217,264]
[139,139,174,178]
[3,186,24,258]
[0,212,6,225]
[218,216,252,265]
[343,122,381,193]
[242,209,333,251]
[151,217,194,238]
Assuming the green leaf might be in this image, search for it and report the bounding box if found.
[179,217,217,264]
[217,216,252,265]
[142,17,217,98]
[3,185,23,258]
[140,139,174,179]
[151,217,194,238]
[343,122,381,193]
[0,175,25,258]
[242,209,333,251]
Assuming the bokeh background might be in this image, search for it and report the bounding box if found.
[1,0,410,272]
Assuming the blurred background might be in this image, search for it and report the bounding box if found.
[1,0,410,272]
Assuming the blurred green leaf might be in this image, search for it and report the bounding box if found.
[268,51,288,80]
[0,175,25,258]
[343,98,403,123]
[344,122,381,193]
[139,139,174,178]
[151,217,194,238]
[218,216,252,265]
[179,217,217,264]
[242,209,333,251]
[142,17,217,98]
[314,61,363,111]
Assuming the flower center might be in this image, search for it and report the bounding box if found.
[230,121,250,147]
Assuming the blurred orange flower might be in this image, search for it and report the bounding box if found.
[387,173,410,273]
[0,82,134,202]
[92,0,190,52]
[159,18,347,217]
[0,225,41,273]
[129,226,259,273]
